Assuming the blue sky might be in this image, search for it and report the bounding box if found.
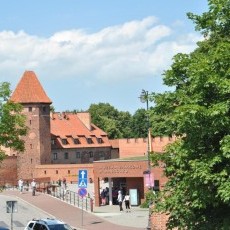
[0,0,208,114]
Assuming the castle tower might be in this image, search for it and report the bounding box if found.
[10,71,52,180]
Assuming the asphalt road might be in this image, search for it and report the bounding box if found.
[0,190,148,230]
[0,194,54,230]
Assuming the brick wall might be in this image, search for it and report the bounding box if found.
[0,156,17,186]
[117,136,176,158]
[34,163,94,184]
[151,213,169,230]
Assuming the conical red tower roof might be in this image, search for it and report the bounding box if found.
[10,71,52,104]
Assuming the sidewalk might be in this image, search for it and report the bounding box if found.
[1,190,148,230]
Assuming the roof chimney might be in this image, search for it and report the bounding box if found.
[76,112,91,130]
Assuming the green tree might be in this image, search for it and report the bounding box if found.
[131,108,149,138]
[0,82,27,162]
[116,111,132,138]
[150,0,230,229]
[88,103,132,138]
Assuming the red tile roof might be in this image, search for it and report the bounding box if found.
[51,112,111,148]
[10,71,52,104]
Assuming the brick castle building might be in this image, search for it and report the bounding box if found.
[0,71,175,229]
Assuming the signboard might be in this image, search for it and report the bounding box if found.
[144,172,154,188]
[129,189,139,206]
[6,200,18,213]
[78,188,87,197]
[78,169,88,188]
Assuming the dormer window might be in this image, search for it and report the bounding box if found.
[62,138,68,145]
[87,138,93,144]
[73,138,80,144]
[97,138,103,144]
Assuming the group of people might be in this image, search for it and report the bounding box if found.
[18,178,37,196]
[117,190,131,212]
[100,187,131,212]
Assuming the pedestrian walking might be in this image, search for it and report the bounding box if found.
[31,179,36,196]
[124,192,131,212]
[117,190,123,211]
[18,178,23,194]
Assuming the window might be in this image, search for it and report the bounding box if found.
[68,170,70,174]
[73,138,80,144]
[51,139,55,145]
[44,170,46,175]
[76,152,81,158]
[97,138,103,144]
[42,106,46,112]
[34,223,48,230]
[64,152,69,159]
[89,151,93,158]
[56,170,58,174]
[99,152,104,158]
[29,120,32,125]
[87,138,93,144]
[30,144,32,149]
[53,153,57,160]
[154,180,160,191]
[62,139,68,145]
[28,107,32,112]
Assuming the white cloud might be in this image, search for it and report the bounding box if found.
[0,17,201,86]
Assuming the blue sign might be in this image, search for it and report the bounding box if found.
[78,169,88,188]
[78,188,87,197]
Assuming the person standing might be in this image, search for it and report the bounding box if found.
[31,179,36,196]
[124,192,131,212]
[63,178,67,189]
[100,189,106,205]
[18,178,23,194]
[117,190,123,211]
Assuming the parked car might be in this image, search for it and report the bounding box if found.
[24,218,76,230]
[0,227,10,230]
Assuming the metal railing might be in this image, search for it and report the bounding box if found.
[51,186,93,212]
[1,183,94,212]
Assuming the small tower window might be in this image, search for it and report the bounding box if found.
[29,107,32,112]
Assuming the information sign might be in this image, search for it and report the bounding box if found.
[78,169,88,188]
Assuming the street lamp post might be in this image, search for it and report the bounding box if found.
[140,89,152,230]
